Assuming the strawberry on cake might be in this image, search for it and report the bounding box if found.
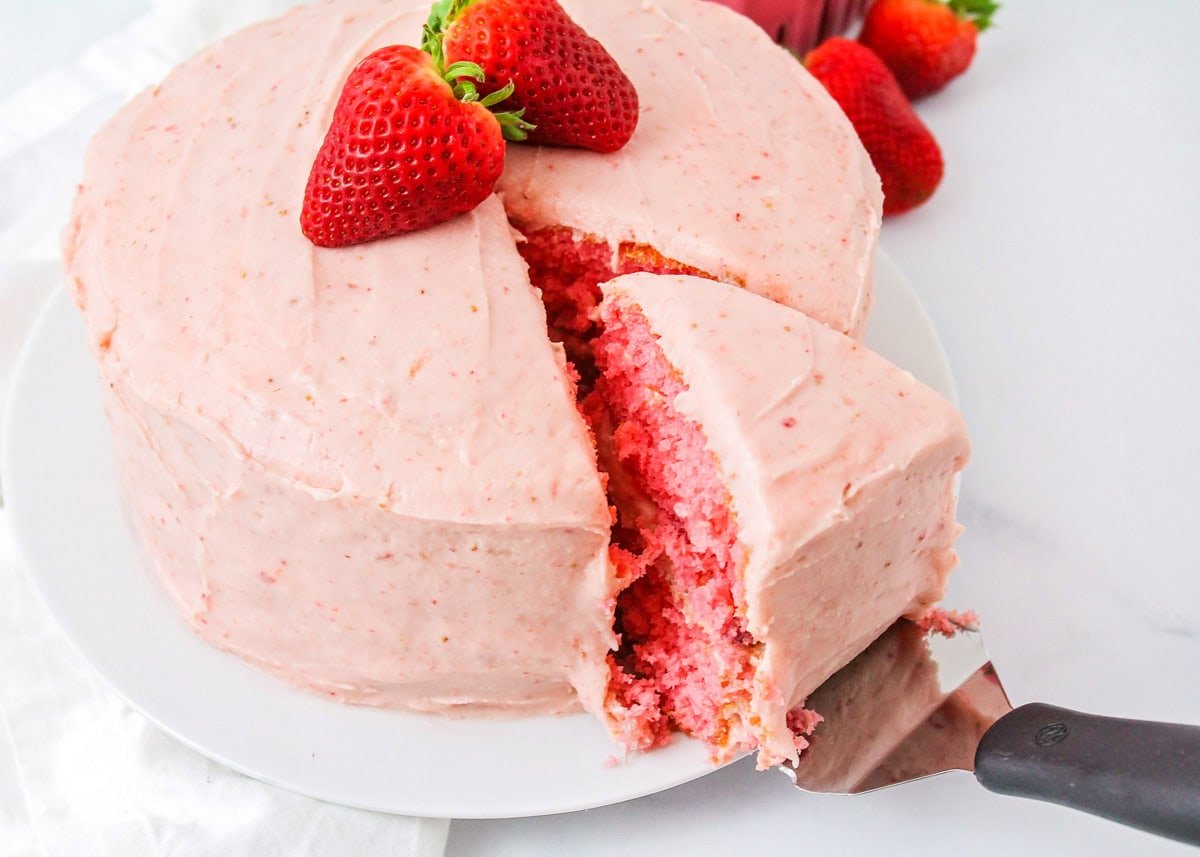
[63,0,967,768]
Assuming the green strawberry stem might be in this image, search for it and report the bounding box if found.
[423,0,475,55]
[443,60,485,101]
[492,110,534,142]
[479,79,515,108]
[421,0,477,70]
[422,1,534,141]
[947,0,999,31]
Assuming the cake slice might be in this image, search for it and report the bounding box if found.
[591,274,970,766]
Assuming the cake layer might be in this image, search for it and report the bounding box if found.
[63,0,616,712]
[107,368,613,713]
[598,274,970,765]
[589,305,752,757]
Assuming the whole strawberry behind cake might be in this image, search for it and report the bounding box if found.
[63,0,969,769]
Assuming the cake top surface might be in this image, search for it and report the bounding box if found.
[602,273,970,568]
[500,0,882,336]
[64,0,881,525]
[64,0,607,528]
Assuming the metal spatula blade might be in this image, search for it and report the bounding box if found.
[783,616,1200,846]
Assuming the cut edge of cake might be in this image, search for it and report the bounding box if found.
[586,273,970,767]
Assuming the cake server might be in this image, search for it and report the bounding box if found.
[785,617,1200,845]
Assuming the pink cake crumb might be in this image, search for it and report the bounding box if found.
[917,608,981,637]
[602,755,621,769]
[787,707,824,753]
[593,297,763,761]
[522,227,819,763]
[517,226,719,378]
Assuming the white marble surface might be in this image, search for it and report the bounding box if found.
[2,0,1199,854]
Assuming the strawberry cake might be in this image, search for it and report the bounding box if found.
[63,0,966,767]
[592,275,968,764]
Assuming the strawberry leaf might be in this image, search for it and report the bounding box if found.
[947,0,1000,31]
[493,106,535,142]
[479,79,515,108]
[422,0,476,65]
[422,0,531,131]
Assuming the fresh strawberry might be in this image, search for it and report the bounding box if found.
[858,0,998,99]
[301,45,530,247]
[422,0,639,153]
[805,38,943,215]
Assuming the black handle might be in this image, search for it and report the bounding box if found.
[975,702,1200,845]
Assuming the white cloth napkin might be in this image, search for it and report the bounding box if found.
[0,3,449,854]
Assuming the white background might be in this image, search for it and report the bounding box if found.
[2,0,1199,854]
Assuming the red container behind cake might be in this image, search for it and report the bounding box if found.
[712,0,869,53]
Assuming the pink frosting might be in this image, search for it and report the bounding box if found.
[601,274,970,764]
[63,1,619,714]
[498,0,882,338]
[62,0,882,718]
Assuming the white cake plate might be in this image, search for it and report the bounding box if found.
[1,249,955,819]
